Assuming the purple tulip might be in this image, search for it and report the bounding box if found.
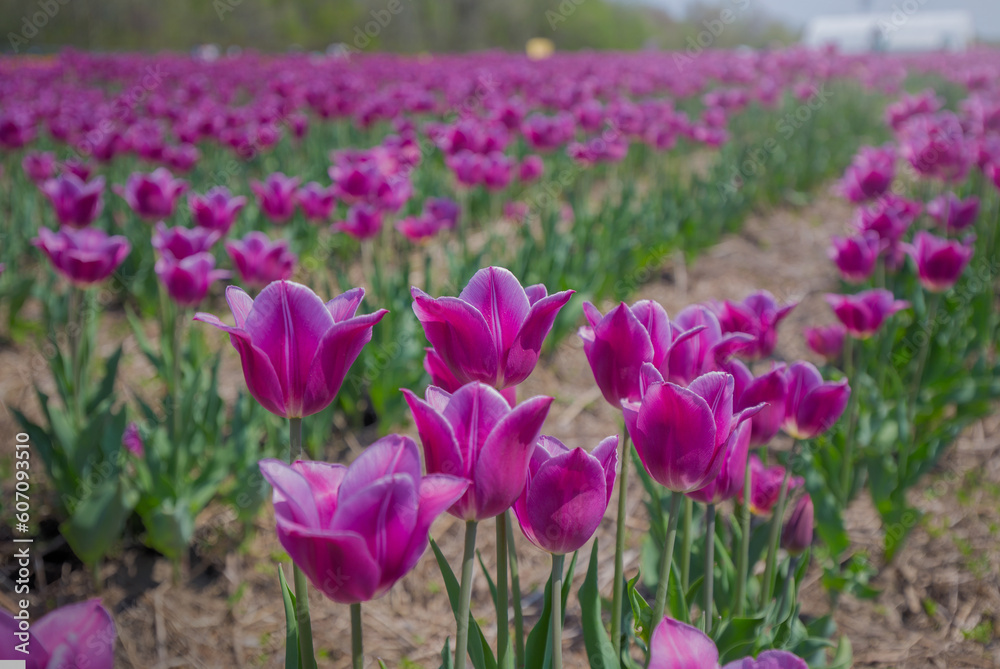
[898,112,972,183]
[714,291,796,360]
[647,616,719,669]
[188,186,246,233]
[33,227,130,286]
[163,143,200,172]
[686,419,751,505]
[259,435,468,604]
[518,155,544,182]
[60,158,93,182]
[334,203,383,240]
[724,359,788,447]
[152,222,221,260]
[155,252,229,307]
[839,145,895,202]
[0,112,36,148]
[251,172,301,223]
[403,382,553,521]
[122,421,145,457]
[513,435,618,554]
[886,89,942,131]
[723,651,808,669]
[22,151,57,183]
[0,599,115,669]
[782,361,850,439]
[296,182,337,221]
[904,231,975,293]
[623,366,762,493]
[828,232,881,284]
[666,305,754,385]
[825,290,909,339]
[396,215,447,242]
[781,493,814,556]
[803,324,846,362]
[739,454,803,516]
[114,167,188,220]
[411,266,574,390]
[425,197,460,229]
[225,232,297,290]
[926,193,979,232]
[40,174,105,228]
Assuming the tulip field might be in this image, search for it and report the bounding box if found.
[1,46,1000,668]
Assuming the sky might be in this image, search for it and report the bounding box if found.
[638,0,1000,39]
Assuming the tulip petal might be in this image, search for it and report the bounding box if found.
[525,447,607,553]
[326,286,366,322]
[505,289,574,386]
[330,474,418,578]
[592,435,620,506]
[444,383,512,473]
[794,381,850,438]
[226,285,255,327]
[32,599,115,669]
[291,461,347,528]
[392,474,470,584]
[338,435,422,502]
[688,372,735,448]
[524,283,548,305]
[648,617,719,669]
[722,650,808,669]
[259,459,321,528]
[280,525,381,603]
[412,288,499,385]
[582,302,654,405]
[633,383,717,492]
[402,389,466,478]
[230,335,288,417]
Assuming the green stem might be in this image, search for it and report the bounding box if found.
[351,602,364,669]
[840,334,857,503]
[762,465,792,605]
[289,417,303,462]
[455,520,479,669]
[651,493,683,633]
[68,287,85,425]
[506,514,525,668]
[496,513,509,667]
[702,504,716,632]
[170,304,183,444]
[680,497,693,591]
[903,292,940,481]
[550,553,565,669]
[293,564,317,669]
[610,427,631,660]
[734,459,753,617]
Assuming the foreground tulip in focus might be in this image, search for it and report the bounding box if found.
[0,599,116,669]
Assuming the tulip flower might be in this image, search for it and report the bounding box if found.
[33,227,130,286]
[828,232,880,284]
[425,197,460,229]
[152,221,221,260]
[725,359,788,446]
[40,174,105,228]
[22,150,56,183]
[518,154,544,182]
[0,112,36,148]
[687,419,751,505]
[623,366,762,493]
[122,421,145,457]
[739,454,803,516]
[403,382,553,521]
[665,305,753,386]
[195,281,387,418]
[225,231,297,289]
[782,361,850,439]
[334,203,383,240]
[259,434,469,603]
[647,616,719,669]
[713,291,796,360]
[61,158,93,182]
[839,145,895,202]
[803,324,846,362]
[904,231,975,292]
[251,172,301,223]
[513,435,618,554]
[723,652,808,669]
[885,89,942,131]
[411,266,574,390]
[0,599,115,669]
[781,493,814,555]
[825,289,909,339]
[163,143,200,172]
[898,112,972,182]
[297,181,337,221]
[926,193,979,232]
[114,167,188,220]
[155,252,229,307]
[188,186,246,233]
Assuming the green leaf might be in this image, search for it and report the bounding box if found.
[578,541,618,669]
[60,479,135,566]
[713,615,766,663]
[439,638,454,669]
[828,636,853,669]
[428,538,496,669]
[139,498,196,561]
[524,551,578,669]
[278,565,301,669]
[477,549,499,609]
[626,572,653,646]
[85,346,123,415]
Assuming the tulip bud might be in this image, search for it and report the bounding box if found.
[781,493,814,555]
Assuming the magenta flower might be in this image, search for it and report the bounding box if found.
[225,231,297,290]
[334,203,383,240]
[518,155,544,182]
[904,231,975,292]
[926,193,979,232]
[163,143,200,172]
[403,383,553,521]
[803,324,846,362]
[723,652,808,669]
[686,419,751,505]
[513,435,618,554]
[411,266,574,390]
[898,112,972,182]
[195,281,387,418]
[251,172,301,223]
[782,361,850,439]
[33,227,130,286]
[828,232,881,284]
[259,435,468,604]
[122,422,145,457]
[296,182,337,221]
[623,366,762,493]
[885,89,942,131]
[114,167,188,220]
[825,290,909,339]
[714,291,796,360]
[725,359,788,447]
[781,493,814,556]
[155,253,229,307]
[739,454,803,516]
[40,174,105,228]
[60,158,93,182]
[152,222,221,260]
[647,617,719,669]
[22,151,56,183]
[0,599,115,669]
[839,145,895,202]
[665,305,754,385]
[425,197,460,229]
[188,186,246,233]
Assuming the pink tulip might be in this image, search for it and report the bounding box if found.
[114,167,188,220]
[155,252,229,307]
[926,193,979,232]
[40,174,105,228]
[513,435,618,554]
[687,419,751,505]
[0,599,115,669]
[647,616,719,669]
[714,291,796,360]
[333,203,383,240]
[403,382,553,521]
[739,454,803,516]
[782,361,850,439]
[188,186,246,233]
[781,493,814,556]
[259,435,468,603]
[723,652,808,669]
[803,324,845,362]
[195,281,387,418]
[724,359,788,447]
[225,231,297,290]
[22,151,56,183]
[898,112,972,183]
[122,422,145,457]
[828,232,881,284]
[33,227,130,286]
[904,231,975,293]
[296,182,337,221]
[665,305,753,386]
[825,290,909,339]
[839,145,895,202]
[251,172,301,223]
[518,155,544,182]
[411,266,573,390]
[163,143,200,172]
[152,222,221,260]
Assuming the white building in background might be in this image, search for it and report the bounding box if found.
[803,11,975,53]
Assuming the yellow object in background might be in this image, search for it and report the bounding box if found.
[526,38,555,60]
